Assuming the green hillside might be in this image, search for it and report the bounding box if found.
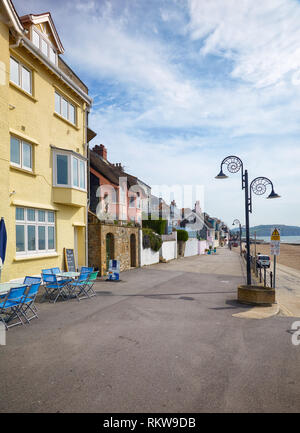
[232,225,300,237]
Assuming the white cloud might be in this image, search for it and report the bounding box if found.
[187,0,300,88]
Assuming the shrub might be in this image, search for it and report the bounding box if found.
[143,219,167,235]
[142,228,162,252]
[177,229,188,242]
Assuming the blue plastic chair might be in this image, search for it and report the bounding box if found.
[42,274,69,303]
[51,267,60,275]
[19,282,41,323]
[80,267,93,273]
[0,286,28,329]
[68,271,91,301]
[23,276,42,286]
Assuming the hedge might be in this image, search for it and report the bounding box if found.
[176,229,189,242]
[142,228,162,252]
[143,219,167,235]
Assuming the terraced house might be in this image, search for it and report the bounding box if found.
[0,0,94,281]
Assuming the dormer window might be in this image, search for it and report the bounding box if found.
[32,28,57,65]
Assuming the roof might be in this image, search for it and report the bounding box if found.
[1,0,24,35]
[20,12,64,53]
[89,149,144,193]
[89,150,120,186]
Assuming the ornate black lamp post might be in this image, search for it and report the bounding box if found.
[232,219,242,256]
[215,156,280,285]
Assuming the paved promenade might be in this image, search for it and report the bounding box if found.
[1,248,299,413]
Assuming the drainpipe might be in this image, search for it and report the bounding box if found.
[85,107,89,266]
[9,35,22,49]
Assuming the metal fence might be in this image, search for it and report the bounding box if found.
[242,251,274,288]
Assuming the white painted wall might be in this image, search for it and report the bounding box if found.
[184,238,198,257]
[198,240,207,255]
[139,230,160,266]
[160,240,177,261]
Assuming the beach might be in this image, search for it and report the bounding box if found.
[233,242,300,272]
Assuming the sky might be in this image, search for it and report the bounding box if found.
[12,0,300,227]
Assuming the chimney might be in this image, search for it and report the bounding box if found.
[93,144,107,160]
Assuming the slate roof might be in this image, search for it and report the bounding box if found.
[89,149,145,193]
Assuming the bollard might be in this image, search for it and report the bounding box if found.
[270,271,273,288]
[264,267,266,287]
[259,267,262,283]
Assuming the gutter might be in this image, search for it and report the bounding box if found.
[9,35,22,49]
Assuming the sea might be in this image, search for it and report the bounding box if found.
[256,236,300,244]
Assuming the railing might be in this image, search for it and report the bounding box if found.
[242,251,274,288]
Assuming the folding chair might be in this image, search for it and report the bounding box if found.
[51,267,72,285]
[68,271,90,301]
[51,267,61,274]
[23,276,42,285]
[19,282,41,323]
[80,266,94,273]
[0,286,28,329]
[85,271,98,298]
[23,276,42,312]
[42,274,69,303]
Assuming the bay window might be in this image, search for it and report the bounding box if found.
[53,150,86,191]
[16,207,56,256]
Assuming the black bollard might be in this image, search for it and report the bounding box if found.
[259,267,262,283]
[264,267,266,287]
[270,271,273,288]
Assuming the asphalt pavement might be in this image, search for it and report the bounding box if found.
[1,247,299,413]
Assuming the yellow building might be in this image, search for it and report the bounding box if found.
[0,0,95,281]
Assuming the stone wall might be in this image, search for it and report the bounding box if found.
[88,213,139,276]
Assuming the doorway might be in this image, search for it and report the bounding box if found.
[106,233,114,270]
[130,234,136,267]
[74,227,78,271]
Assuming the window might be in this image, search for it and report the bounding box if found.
[10,136,33,171]
[56,154,68,185]
[41,38,48,56]
[50,47,56,64]
[31,28,57,64]
[10,57,32,94]
[79,160,85,189]
[54,91,76,125]
[16,207,56,256]
[53,151,86,190]
[32,29,40,48]
[129,196,135,208]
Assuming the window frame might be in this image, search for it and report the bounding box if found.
[10,56,32,95]
[54,91,77,125]
[53,150,87,191]
[10,135,33,172]
[31,27,57,65]
[15,207,56,257]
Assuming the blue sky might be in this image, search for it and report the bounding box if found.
[13,0,300,227]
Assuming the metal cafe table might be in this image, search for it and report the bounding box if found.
[0,282,24,297]
[55,272,80,300]
[56,272,80,279]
